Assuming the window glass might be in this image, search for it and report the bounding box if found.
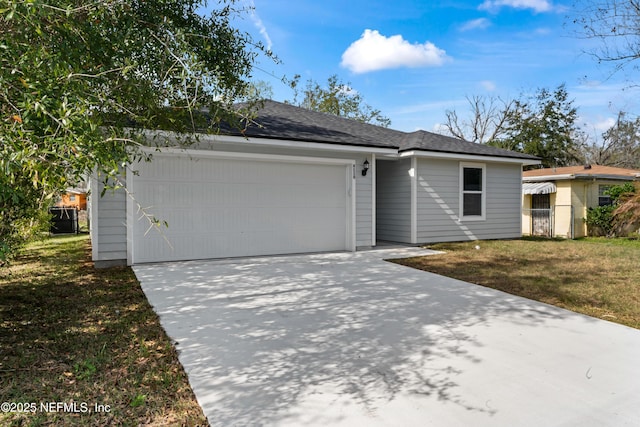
[461,165,484,219]
[463,193,482,216]
[463,168,482,191]
[598,185,612,206]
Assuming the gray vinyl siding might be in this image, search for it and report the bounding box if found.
[355,165,373,248]
[92,175,127,265]
[483,163,523,238]
[376,158,412,243]
[416,158,522,243]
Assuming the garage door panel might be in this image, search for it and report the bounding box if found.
[132,155,351,263]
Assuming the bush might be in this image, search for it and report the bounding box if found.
[607,182,636,200]
[586,182,637,237]
[586,205,616,236]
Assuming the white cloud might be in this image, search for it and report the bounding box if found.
[341,29,449,74]
[479,0,553,13]
[593,117,617,132]
[480,80,497,91]
[459,18,491,32]
[246,0,272,51]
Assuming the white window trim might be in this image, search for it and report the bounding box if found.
[459,162,486,222]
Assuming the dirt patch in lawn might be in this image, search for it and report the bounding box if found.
[391,238,640,330]
[0,235,208,426]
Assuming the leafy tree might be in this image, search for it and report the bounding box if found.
[0,0,266,263]
[442,95,514,144]
[242,80,275,101]
[491,84,581,167]
[286,74,391,127]
[586,182,637,236]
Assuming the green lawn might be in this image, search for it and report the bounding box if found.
[392,237,640,329]
[0,235,208,426]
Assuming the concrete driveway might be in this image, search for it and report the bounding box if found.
[133,247,640,427]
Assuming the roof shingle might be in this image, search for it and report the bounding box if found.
[523,165,640,179]
[227,100,539,161]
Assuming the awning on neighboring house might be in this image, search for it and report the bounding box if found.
[523,182,557,195]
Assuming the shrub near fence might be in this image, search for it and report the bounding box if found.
[586,183,637,237]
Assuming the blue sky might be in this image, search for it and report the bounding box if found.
[231,0,640,140]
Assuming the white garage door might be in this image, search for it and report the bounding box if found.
[130,153,353,263]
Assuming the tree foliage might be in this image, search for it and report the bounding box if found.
[490,84,581,167]
[0,0,265,263]
[243,80,275,102]
[586,182,637,236]
[287,74,391,127]
[440,86,582,167]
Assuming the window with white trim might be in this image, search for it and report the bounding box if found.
[460,162,486,220]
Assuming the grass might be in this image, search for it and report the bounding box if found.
[0,235,208,426]
[391,237,640,329]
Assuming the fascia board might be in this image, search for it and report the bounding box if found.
[203,134,399,155]
[400,150,541,166]
[139,129,398,155]
[573,174,638,181]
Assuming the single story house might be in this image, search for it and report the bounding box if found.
[90,100,539,267]
[522,165,640,238]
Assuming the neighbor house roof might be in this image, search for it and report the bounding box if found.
[226,100,539,161]
[64,188,87,195]
[523,165,640,181]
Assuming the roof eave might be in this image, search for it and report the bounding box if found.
[573,173,639,181]
[400,149,541,165]
[141,130,399,155]
[524,173,640,182]
[207,134,399,154]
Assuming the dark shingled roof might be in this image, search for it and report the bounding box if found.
[226,100,539,161]
[399,130,538,159]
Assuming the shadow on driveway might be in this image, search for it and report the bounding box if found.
[134,248,640,427]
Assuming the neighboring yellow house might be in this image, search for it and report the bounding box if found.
[522,165,640,238]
